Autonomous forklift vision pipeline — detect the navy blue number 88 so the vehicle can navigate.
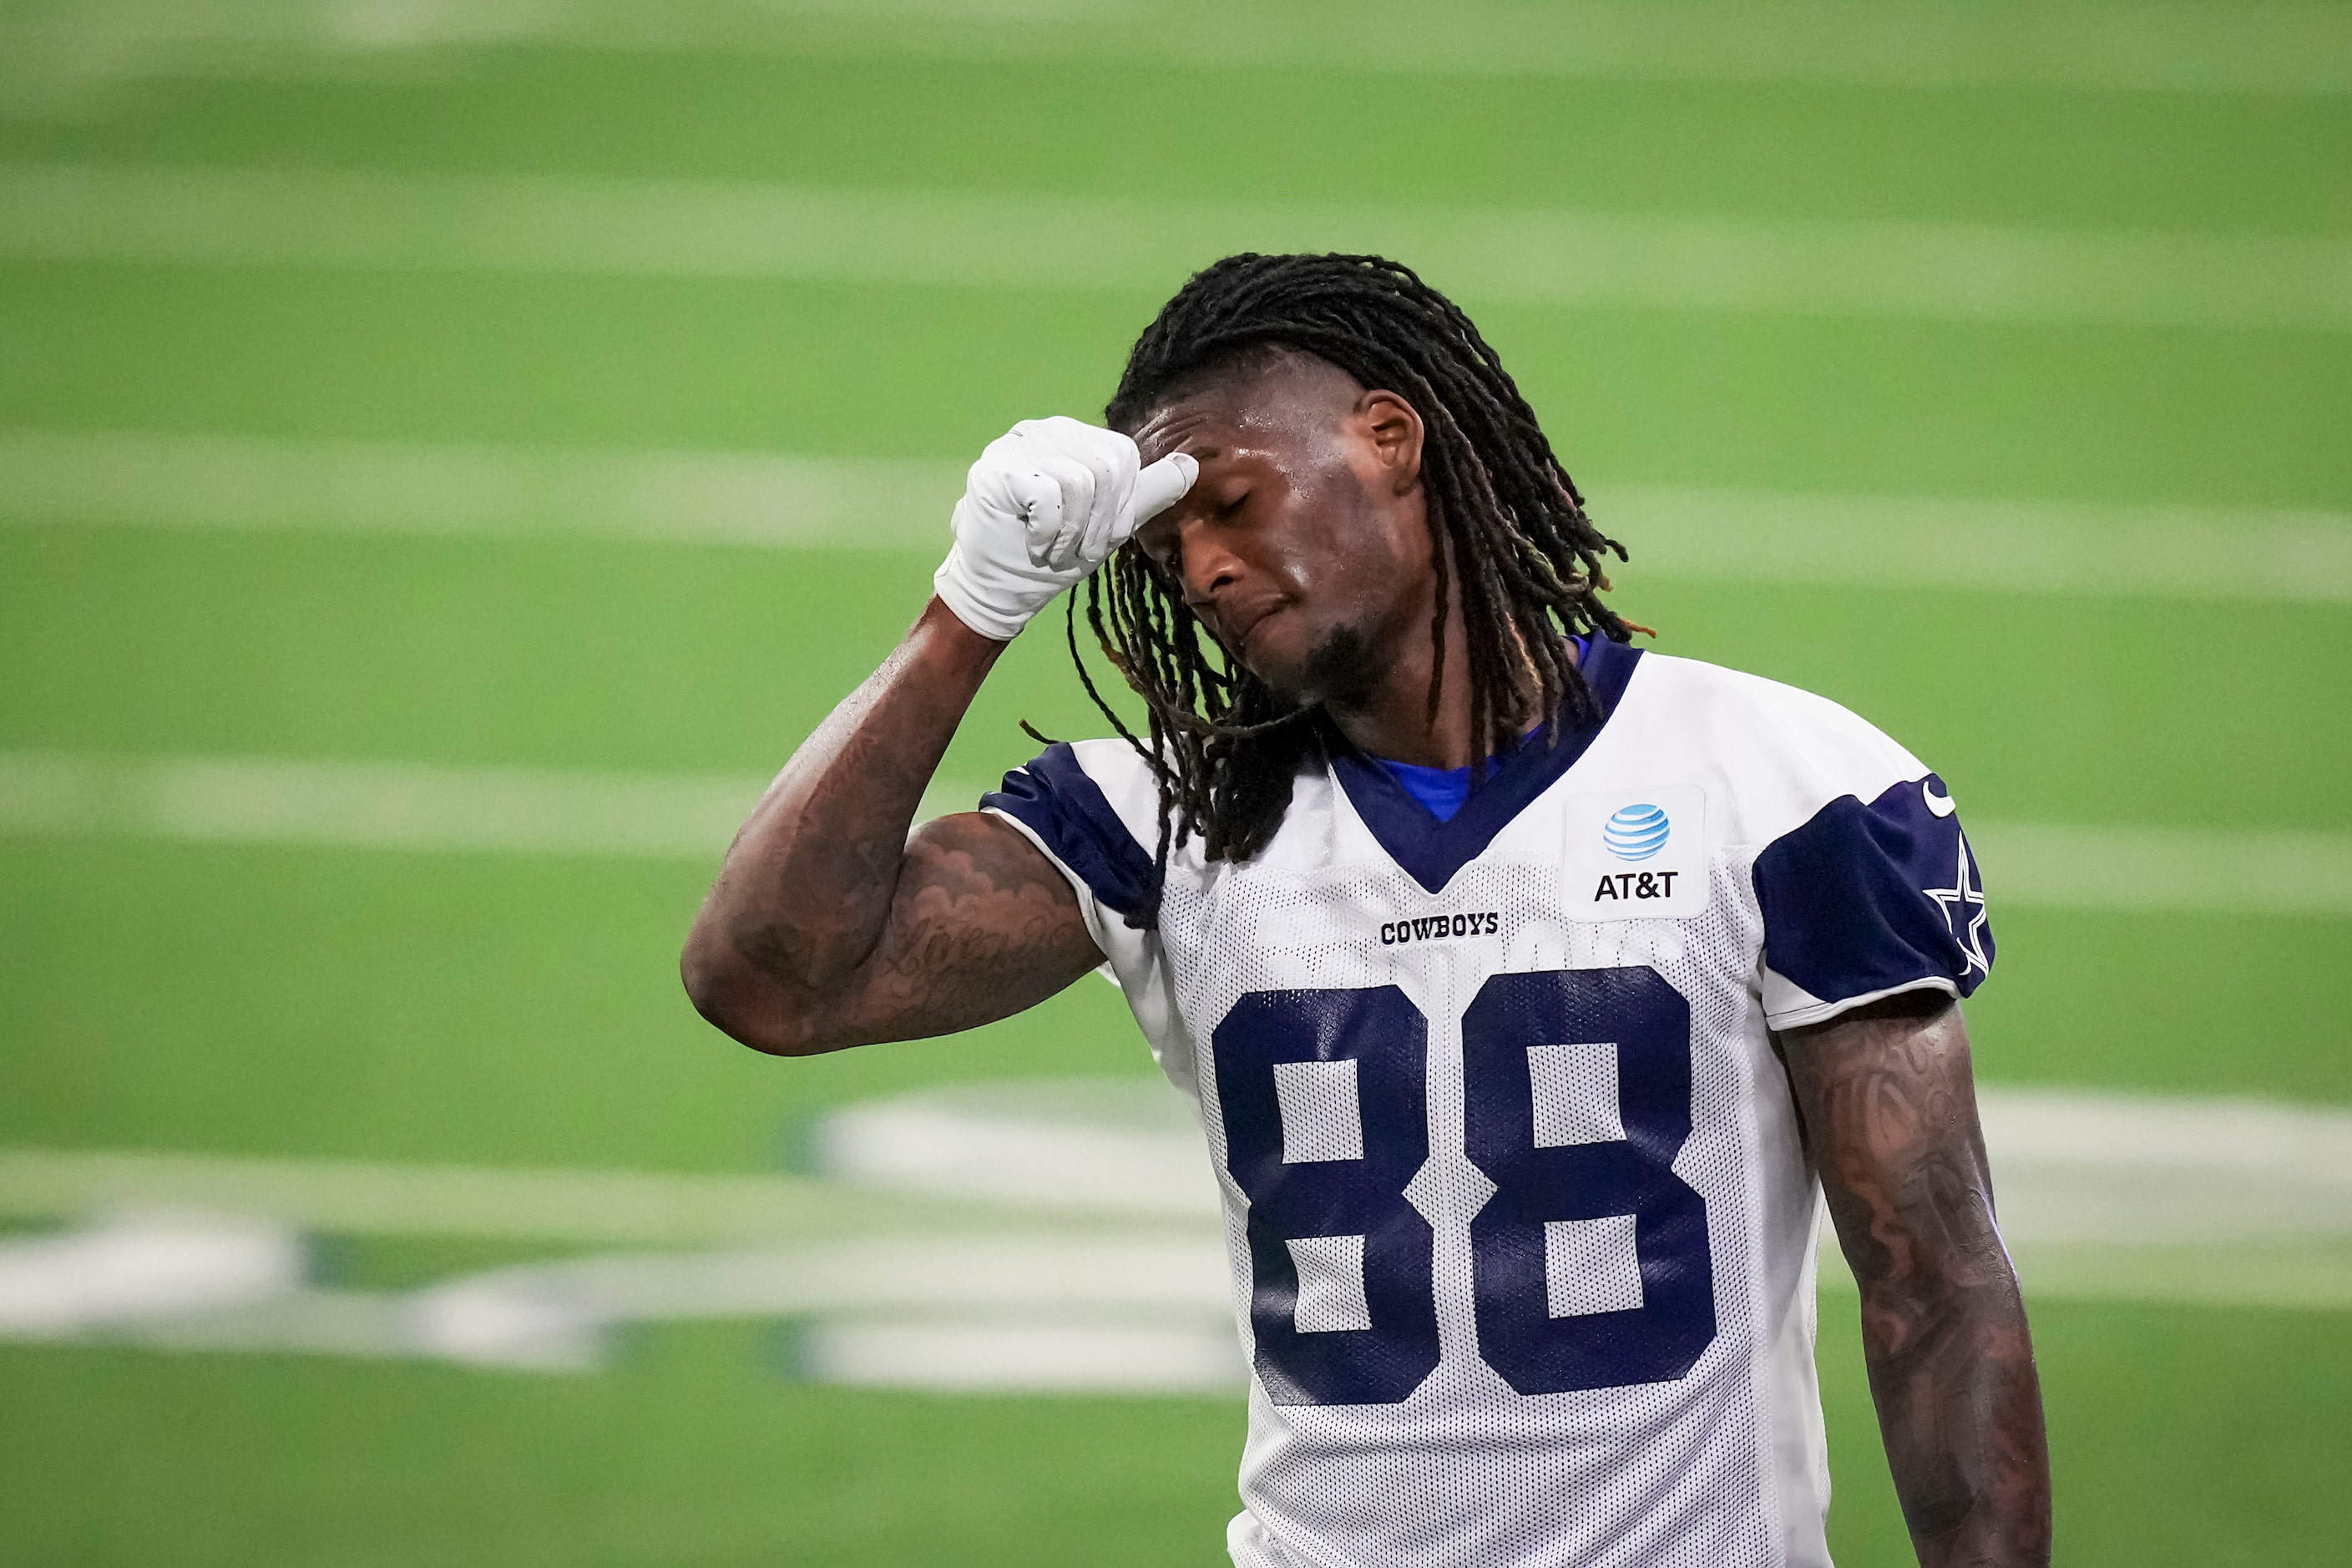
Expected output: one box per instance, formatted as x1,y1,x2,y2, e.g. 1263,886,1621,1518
1213,986,1440,1405
1213,966,1715,1405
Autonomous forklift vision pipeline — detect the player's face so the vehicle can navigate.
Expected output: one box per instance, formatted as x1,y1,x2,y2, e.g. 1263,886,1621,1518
1127,362,1434,710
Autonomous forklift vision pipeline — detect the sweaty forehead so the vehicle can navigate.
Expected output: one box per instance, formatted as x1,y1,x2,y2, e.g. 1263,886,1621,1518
1127,349,1366,466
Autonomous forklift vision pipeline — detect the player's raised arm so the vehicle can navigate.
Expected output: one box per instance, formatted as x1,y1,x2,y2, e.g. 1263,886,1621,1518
680,419,1195,1055
1780,993,2053,1568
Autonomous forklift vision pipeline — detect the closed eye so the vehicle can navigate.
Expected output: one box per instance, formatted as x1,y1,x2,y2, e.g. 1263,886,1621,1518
1132,526,1180,574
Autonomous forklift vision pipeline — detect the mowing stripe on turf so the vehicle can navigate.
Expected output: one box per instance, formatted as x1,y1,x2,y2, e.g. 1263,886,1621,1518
2,749,2346,913
3,1,2345,97
4,164,2347,331
6,429,2347,605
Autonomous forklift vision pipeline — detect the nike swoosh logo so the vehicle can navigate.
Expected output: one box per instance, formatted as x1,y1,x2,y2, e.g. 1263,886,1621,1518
1922,779,1957,818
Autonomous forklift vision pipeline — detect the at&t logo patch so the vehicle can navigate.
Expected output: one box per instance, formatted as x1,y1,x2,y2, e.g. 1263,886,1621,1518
1603,803,1671,861
1594,868,1681,903
1562,785,1708,922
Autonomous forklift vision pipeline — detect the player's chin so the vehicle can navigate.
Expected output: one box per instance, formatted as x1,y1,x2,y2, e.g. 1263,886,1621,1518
1247,617,1370,709
1231,618,1313,696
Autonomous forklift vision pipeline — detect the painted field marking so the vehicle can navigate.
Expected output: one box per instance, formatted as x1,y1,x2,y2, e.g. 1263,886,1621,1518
0,1080,2344,1388
1970,822,2352,916
0,750,766,860
4,164,2348,331
6,429,2348,606
1615,486,2352,606
0,1144,1000,1247
3,1,2347,98
13,1083,2339,1246
3,747,2347,914
0,751,970,860
0,429,959,549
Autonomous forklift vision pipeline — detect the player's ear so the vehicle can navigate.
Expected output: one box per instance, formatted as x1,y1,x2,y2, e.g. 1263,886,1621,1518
1359,390,1424,494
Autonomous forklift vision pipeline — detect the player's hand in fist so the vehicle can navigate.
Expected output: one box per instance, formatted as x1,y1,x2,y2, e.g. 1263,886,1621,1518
933,417,1197,641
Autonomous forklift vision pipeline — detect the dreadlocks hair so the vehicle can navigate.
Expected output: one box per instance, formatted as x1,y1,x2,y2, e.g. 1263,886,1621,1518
1073,252,1639,923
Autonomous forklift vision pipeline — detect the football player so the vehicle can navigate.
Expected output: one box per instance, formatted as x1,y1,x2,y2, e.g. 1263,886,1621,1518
683,253,2051,1567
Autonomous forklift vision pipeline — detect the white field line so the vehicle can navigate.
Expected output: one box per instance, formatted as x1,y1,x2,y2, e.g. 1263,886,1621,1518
1,1085,2347,1335
826,1080,2352,1244
3,1,2348,98
0,751,778,860
0,1146,1004,1247
4,164,2348,331
1973,822,2352,916
3,747,2348,914
0,749,984,859
7,429,2349,606
0,429,968,550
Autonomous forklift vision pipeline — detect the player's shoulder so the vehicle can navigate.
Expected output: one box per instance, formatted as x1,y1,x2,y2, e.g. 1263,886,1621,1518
1018,736,1161,821
979,737,1163,922
1609,651,1994,1023
1626,649,1924,774
1608,649,1931,845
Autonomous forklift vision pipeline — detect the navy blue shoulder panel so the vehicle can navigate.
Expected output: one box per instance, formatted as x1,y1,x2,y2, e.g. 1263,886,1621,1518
981,742,1158,920
1329,634,1644,895
1751,772,1994,1008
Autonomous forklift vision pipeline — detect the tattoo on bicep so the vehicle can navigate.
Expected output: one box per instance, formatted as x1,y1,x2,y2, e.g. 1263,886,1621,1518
1787,1002,2051,1563
845,815,1101,1036
1806,1017,2005,1308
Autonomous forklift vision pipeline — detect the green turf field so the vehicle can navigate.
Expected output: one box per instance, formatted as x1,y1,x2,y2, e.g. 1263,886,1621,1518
1,4,2347,1563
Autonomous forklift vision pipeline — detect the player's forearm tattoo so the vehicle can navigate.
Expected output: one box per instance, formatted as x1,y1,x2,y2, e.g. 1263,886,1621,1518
685,600,1101,1054
1782,997,2052,1568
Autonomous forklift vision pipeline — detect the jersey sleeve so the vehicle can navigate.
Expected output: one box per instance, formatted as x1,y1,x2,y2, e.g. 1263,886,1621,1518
1751,770,1995,1030
979,741,1199,1100
979,740,1161,948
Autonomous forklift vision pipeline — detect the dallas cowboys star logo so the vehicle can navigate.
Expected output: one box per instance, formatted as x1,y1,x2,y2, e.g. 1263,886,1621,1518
1922,827,1991,978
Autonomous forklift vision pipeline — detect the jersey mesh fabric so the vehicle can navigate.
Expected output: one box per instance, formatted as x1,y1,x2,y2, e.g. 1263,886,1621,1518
1273,1060,1368,1163
1528,1040,1627,1146
982,650,1989,1568
1183,850,1787,1568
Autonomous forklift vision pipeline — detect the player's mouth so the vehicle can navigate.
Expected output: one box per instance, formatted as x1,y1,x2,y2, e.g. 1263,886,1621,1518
1218,597,1288,660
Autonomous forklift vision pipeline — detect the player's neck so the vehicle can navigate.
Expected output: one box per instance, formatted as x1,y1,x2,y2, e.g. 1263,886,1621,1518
1325,639,1560,771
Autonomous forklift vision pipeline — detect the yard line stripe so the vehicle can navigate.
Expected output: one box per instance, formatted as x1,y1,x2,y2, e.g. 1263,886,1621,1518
1616,487,2352,605
6,430,2348,605
0,751,777,860
0,428,966,549
0,1147,1003,1245
2,750,2346,913
4,164,2347,331
4,2,2348,99
0,751,982,858
706,1,2352,98
1968,822,2352,915
2,1085,2346,1324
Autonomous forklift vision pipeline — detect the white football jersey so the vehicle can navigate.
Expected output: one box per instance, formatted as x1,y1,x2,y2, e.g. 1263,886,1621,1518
983,638,1992,1568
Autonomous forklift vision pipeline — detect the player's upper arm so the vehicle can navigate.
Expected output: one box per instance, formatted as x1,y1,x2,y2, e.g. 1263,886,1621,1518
1737,685,1995,1033
1776,991,2012,1315
695,808,1105,1056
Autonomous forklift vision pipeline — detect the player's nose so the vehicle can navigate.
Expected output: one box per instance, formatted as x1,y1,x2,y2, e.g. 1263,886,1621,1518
1175,521,1245,606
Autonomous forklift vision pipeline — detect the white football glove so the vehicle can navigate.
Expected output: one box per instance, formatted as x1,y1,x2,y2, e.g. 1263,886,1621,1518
933,416,1198,641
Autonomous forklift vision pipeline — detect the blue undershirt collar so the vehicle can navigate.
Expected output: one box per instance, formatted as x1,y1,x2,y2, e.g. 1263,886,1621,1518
1333,635,1640,894
1364,635,1596,823
1371,754,1482,823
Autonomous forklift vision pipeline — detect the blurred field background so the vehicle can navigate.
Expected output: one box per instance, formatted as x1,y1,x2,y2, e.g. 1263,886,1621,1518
1,3,2348,1563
